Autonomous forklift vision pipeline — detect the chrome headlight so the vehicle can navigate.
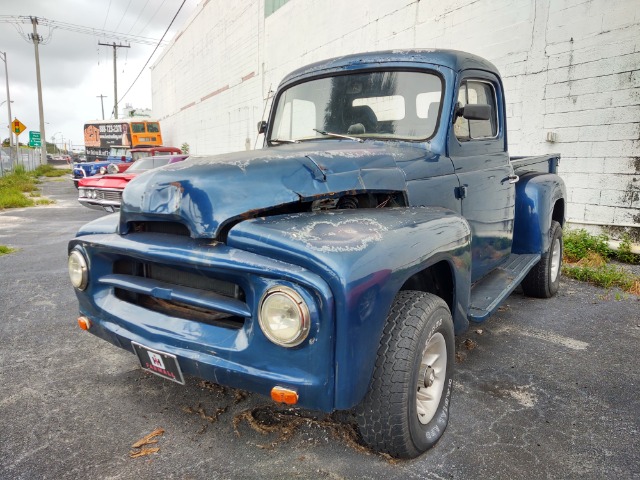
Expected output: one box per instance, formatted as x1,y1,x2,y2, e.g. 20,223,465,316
78,189,85,198
68,249,88,290
91,189,97,199
107,163,119,174
259,286,310,347
99,166,107,174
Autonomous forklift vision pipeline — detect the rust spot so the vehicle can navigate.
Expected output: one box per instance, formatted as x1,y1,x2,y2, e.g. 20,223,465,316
169,181,184,193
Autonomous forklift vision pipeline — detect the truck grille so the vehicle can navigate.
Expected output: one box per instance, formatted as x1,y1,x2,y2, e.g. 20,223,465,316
129,221,190,236
113,259,246,328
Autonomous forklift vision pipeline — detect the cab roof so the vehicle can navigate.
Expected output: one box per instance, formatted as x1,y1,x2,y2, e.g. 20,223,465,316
280,49,499,86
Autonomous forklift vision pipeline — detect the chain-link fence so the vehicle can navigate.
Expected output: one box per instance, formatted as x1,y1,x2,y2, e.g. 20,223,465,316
0,147,42,176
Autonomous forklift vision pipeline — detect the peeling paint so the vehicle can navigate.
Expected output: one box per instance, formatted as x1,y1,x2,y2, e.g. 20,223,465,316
285,218,388,253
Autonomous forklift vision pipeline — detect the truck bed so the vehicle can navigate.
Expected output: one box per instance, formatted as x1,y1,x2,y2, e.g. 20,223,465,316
511,154,560,174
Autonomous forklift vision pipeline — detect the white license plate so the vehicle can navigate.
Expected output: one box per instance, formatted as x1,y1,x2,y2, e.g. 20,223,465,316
131,342,185,385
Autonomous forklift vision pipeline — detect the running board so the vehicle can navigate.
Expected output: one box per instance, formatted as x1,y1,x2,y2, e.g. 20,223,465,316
468,253,541,322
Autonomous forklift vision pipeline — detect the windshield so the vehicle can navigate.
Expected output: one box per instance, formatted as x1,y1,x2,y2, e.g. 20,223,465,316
131,150,152,161
109,147,129,157
126,156,173,173
269,70,442,143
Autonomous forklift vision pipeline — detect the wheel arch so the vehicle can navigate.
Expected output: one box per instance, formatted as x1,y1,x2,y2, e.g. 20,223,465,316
399,259,468,335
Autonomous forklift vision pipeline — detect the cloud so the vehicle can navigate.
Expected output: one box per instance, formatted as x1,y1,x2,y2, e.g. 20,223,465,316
0,0,199,150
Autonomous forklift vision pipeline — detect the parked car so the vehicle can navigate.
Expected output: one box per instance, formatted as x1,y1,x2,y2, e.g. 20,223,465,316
72,146,182,187
69,50,566,458
77,154,188,212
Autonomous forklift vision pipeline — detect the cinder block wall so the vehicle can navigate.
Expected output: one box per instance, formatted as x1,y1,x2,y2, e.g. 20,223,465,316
152,0,640,234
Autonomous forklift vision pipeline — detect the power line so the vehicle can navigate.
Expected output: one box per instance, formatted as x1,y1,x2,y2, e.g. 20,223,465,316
0,15,165,46
102,0,113,31
112,0,134,33
117,0,186,105
138,0,168,37
125,0,152,35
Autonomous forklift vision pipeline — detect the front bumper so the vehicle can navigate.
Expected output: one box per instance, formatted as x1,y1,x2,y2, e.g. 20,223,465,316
69,232,336,411
78,188,122,212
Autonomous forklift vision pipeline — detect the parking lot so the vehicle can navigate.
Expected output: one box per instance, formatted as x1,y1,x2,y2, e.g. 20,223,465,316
0,177,638,480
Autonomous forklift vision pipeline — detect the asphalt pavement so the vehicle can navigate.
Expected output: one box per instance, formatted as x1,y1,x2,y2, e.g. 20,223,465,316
0,177,638,480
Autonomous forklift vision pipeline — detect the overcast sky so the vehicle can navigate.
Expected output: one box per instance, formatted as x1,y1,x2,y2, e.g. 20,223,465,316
0,0,200,151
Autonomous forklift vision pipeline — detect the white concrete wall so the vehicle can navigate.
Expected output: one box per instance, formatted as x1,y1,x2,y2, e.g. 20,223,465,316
152,0,640,231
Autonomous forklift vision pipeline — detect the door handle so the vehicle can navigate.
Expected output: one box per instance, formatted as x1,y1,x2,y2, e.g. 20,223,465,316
507,174,519,184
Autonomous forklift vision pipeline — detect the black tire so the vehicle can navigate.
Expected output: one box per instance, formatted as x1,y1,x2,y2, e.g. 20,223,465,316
521,220,563,298
355,291,455,458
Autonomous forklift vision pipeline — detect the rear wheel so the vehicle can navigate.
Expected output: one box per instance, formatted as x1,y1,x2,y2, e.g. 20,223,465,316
521,220,563,298
355,291,454,458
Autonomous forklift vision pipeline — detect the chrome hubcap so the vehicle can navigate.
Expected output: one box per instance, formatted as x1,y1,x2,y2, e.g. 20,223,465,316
550,238,561,282
416,331,447,425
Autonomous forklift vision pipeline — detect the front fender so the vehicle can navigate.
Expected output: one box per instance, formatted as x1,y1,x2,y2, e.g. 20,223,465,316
74,213,120,239
512,172,566,255
227,207,471,410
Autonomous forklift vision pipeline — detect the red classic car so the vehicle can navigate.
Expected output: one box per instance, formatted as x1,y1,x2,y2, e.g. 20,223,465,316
107,146,184,174
78,154,188,212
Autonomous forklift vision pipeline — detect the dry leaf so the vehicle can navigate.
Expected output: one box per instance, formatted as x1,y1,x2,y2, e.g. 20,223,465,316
131,428,165,448
129,447,160,458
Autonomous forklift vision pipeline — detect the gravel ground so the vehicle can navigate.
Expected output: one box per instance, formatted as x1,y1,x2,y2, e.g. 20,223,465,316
1,177,638,480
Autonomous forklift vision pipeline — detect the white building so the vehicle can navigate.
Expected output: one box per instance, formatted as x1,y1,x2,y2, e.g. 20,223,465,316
151,0,640,239
120,103,152,118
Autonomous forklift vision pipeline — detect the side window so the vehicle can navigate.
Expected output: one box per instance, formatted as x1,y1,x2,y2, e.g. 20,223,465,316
453,80,498,141
275,99,317,140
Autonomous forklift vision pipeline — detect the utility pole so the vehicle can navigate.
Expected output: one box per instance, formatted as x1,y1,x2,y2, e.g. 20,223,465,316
29,17,47,165
0,51,14,168
96,94,107,120
98,42,130,119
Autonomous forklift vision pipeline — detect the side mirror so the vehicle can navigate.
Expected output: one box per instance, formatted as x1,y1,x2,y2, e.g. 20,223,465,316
257,121,267,134
456,104,492,121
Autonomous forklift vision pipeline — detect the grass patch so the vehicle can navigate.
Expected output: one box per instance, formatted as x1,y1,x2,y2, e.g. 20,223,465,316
0,245,16,255
563,229,612,262
0,189,35,208
562,264,637,291
35,164,71,177
563,228,640,295
0,164,61,209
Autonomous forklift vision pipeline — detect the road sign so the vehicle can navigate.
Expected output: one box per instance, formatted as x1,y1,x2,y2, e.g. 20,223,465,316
29,131,41,147
12,118,26,135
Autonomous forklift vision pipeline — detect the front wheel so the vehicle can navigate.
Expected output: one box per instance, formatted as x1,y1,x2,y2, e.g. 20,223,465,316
355,291,455,458
521,220,563,298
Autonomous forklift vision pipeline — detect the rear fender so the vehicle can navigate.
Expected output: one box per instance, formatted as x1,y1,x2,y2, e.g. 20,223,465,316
227,207,471,410
512,172,566,254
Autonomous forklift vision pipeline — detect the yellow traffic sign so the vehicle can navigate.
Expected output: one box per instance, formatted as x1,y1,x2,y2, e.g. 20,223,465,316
12,118,26,135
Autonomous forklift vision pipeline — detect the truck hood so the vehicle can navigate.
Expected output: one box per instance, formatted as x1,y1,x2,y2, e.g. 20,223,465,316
120,141,429,238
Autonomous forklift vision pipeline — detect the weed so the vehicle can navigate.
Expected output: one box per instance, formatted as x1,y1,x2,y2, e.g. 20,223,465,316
562,264,636,292
0,164,60,209
0,245,16,255
0,189,34,209
34,164,71,178
563,228,612,262
616,234,640,265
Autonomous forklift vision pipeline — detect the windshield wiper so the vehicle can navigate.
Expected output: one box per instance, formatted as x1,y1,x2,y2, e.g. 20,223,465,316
313,128,364,143
269,138,299,144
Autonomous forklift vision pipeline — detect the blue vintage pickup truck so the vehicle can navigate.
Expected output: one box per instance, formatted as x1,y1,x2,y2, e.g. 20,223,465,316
68,50,565,458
